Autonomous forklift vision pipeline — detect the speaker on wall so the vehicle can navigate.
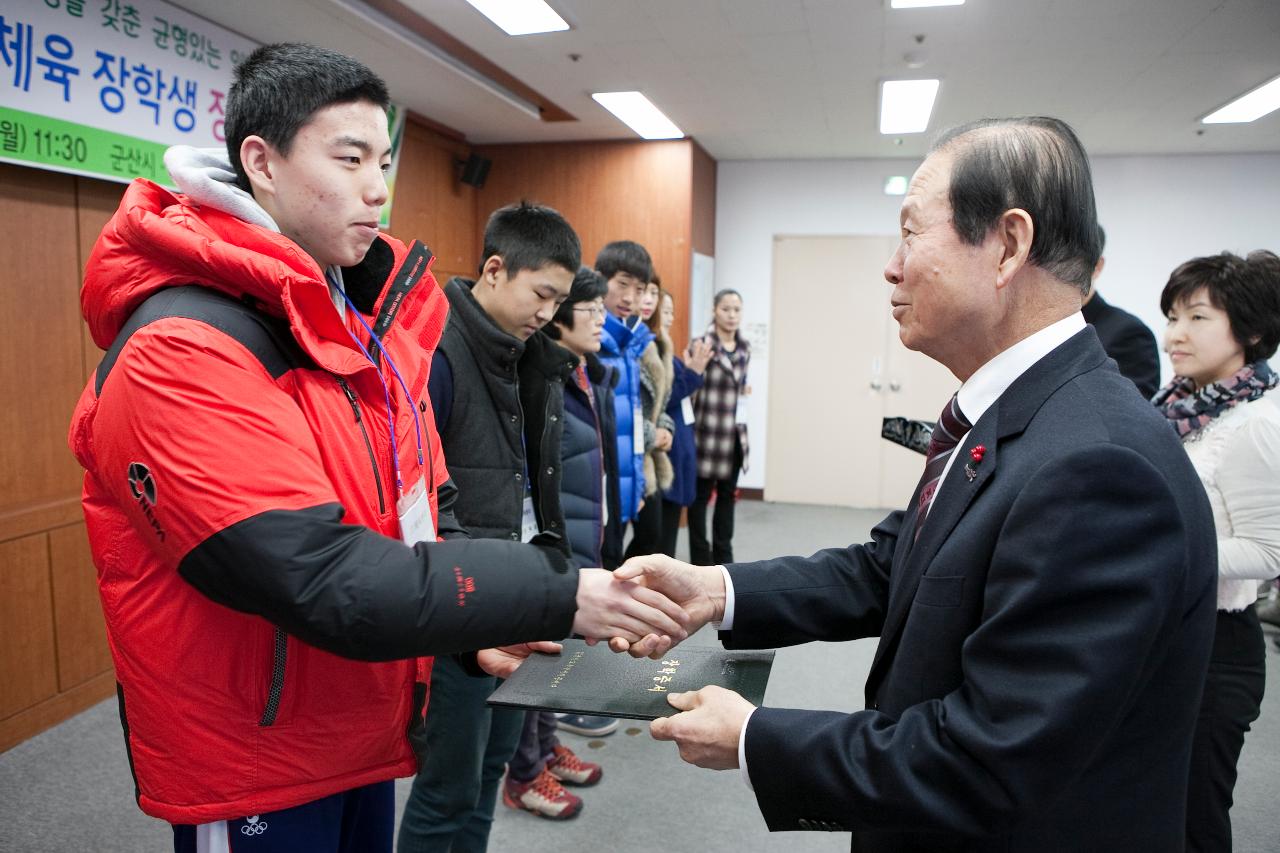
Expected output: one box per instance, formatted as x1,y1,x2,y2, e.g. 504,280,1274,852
457,154,492,189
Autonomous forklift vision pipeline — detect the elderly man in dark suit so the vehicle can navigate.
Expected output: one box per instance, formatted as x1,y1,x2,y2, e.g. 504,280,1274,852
614,117,1217,852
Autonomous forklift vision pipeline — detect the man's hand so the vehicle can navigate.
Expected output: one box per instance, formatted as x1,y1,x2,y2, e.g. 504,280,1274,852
476,641,563,679
572,568,690,650
650,687,754,770
654,427,674,451
610,554,725,657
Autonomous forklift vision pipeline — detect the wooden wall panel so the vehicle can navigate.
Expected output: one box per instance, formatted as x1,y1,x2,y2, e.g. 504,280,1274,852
0,164,85,517
49,523,112,692
1,168,120,750
687,142,719,353
474,139,696,353
0,534,58,719
388,119,479,285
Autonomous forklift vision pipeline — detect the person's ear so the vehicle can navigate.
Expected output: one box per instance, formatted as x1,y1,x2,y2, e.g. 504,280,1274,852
480,255,505,286
994,208,1034,290
239,135,277,200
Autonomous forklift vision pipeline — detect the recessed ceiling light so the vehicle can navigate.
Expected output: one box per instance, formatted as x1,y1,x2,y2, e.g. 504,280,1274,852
884,176,909,195
463,0,569,36
890,0,964,8
1201,74,1280,124
879,79,939,135
591,92,684,140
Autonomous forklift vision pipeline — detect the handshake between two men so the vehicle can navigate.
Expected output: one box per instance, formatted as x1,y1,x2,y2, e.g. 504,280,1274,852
479,556,747,774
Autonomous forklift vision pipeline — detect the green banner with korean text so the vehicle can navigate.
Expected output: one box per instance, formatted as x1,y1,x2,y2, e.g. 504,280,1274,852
0,104,170,185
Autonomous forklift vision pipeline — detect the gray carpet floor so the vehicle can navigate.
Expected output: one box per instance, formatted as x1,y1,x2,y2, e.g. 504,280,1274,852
2,501,1277,852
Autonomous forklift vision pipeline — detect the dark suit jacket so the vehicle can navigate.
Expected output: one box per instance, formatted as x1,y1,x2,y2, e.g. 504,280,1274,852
724,329,1216,852
1083,292,1161,398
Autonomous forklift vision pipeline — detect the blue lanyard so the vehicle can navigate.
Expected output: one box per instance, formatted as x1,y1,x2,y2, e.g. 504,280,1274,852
332,278,424,498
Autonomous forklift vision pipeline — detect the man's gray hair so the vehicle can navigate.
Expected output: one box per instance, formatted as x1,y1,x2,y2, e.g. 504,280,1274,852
932,117,1101,294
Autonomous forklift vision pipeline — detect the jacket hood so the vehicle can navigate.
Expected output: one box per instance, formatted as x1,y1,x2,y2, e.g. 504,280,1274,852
163,145,279,233
81,147,439,375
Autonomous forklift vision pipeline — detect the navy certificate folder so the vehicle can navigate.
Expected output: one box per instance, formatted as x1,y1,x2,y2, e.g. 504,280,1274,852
487,640,775,720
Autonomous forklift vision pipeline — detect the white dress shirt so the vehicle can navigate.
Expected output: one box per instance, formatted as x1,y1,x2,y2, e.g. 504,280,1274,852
727,312,1087,790
1180,390,1280,611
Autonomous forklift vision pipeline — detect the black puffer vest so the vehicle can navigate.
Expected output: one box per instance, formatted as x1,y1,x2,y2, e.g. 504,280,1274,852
436,278,574,553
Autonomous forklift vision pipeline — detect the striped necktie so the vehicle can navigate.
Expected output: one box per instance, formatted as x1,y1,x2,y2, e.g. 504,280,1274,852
913,394,972,539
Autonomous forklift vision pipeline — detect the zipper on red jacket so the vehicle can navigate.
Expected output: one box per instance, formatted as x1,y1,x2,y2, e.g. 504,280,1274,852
258,628,288,727
335,375,386,515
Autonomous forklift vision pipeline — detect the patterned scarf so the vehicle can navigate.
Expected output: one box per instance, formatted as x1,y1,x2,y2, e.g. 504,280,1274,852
1152,360,1277,438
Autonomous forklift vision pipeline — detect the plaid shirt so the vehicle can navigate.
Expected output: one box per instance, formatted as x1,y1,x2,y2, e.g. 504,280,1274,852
692,330,750,480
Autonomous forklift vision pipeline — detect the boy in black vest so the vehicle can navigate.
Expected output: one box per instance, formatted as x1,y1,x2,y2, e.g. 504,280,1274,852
398,202,598,848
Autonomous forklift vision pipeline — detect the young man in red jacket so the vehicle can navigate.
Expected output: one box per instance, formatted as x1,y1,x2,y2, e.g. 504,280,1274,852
69,42,687,853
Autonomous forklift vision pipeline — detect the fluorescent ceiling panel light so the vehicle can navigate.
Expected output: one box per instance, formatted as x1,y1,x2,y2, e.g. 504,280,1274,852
1201,74,1280,124
890,0,964,7
884,176,908,195
592,92,684,139
463,0,569,36
879,79,939,134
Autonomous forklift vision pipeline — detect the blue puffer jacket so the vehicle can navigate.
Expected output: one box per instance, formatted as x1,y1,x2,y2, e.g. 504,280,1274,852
661,357,705,507
599,313,653,522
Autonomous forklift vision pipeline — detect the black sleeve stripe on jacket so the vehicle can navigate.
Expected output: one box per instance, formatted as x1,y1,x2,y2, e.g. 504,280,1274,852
96,286,311,395
177,503,579,661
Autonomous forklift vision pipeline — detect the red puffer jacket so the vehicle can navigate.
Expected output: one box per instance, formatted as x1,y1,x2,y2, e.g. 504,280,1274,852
69,179,578,824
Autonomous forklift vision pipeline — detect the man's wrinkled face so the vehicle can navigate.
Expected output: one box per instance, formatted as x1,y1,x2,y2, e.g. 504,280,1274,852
251,100,391,269
883,149,998,367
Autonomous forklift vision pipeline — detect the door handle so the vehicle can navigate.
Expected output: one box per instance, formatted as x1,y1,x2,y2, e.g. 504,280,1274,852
870,379,883,391
889,380,902,392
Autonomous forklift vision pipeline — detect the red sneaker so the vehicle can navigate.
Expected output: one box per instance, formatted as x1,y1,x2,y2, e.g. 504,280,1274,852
546,743,603,786
502,768,583,820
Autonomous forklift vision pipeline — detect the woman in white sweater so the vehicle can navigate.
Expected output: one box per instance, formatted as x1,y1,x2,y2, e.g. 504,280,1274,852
1153,250,1280,853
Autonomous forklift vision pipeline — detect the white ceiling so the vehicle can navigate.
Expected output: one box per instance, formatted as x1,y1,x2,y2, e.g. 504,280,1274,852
176,0,1280,159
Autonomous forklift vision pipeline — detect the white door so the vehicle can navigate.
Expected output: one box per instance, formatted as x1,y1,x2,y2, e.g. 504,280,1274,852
766,235,958,509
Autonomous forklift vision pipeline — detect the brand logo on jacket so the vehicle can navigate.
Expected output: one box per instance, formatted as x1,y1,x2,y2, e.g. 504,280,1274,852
240,815,269,836
453,566,475,606
127,462,166,542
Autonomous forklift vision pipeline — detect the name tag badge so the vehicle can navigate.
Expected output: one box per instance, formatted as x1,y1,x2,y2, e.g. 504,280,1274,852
681,397,695,426
735,396,749,425
521,495,539,543
633,406,645,454
397,476,436,546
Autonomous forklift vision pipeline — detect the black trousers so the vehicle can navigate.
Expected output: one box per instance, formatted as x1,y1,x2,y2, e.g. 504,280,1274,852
1186,604,1266,853
624,490,664,559
658,499,684,558
687,439,743,566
